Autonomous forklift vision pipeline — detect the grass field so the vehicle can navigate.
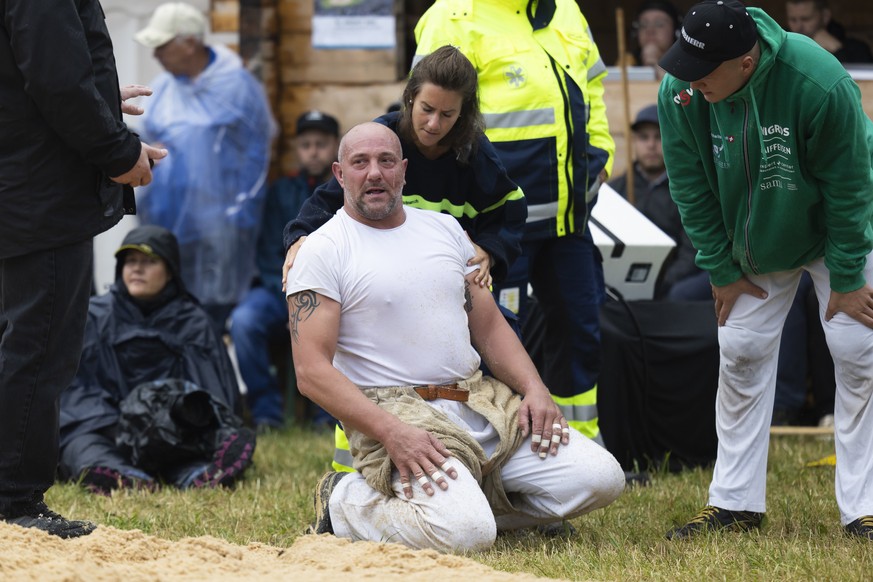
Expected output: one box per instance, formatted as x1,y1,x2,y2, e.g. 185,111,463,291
48,426,872,581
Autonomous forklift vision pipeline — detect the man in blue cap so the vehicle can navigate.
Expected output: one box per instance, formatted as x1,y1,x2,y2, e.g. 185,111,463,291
230,110,340,432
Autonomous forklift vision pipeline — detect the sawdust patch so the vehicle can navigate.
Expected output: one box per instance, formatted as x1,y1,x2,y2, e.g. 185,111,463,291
0,522,564,581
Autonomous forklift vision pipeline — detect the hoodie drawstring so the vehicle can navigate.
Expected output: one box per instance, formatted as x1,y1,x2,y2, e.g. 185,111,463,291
749,90,767,163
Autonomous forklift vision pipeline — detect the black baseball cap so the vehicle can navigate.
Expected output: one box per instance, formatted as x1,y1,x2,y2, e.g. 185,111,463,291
659,0,758,82
296,110,339,137
631,104,659,131
114,225,184,290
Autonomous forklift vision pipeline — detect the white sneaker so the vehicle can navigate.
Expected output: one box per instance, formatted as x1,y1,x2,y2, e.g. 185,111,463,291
818,414,835,429
817,413,835,441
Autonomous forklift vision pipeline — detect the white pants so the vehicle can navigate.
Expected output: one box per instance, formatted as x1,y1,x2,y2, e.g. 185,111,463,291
329,400,625,552
709,255,873,524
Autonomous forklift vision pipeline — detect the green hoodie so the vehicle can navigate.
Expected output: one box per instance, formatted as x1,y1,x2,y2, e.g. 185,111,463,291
658,8,873,292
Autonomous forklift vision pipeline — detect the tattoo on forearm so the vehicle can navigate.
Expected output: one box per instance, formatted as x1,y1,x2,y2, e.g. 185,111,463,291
289,291,320,343
464,280,473,313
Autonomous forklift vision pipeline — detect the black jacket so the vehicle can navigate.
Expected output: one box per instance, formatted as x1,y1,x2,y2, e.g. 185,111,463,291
0,0,141,259
59,284,241,450
827,20,873,64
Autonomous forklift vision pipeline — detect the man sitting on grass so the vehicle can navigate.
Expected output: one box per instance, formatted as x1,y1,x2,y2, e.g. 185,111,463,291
286,122,624,553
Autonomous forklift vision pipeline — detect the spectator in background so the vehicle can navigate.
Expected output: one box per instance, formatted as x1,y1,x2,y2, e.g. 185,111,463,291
59,226,254,494
618,1,682,80
609,104,699,299
786,0,873,63
1,0,165,539
415,0,614,448
135,2,276,335
231,111,340,433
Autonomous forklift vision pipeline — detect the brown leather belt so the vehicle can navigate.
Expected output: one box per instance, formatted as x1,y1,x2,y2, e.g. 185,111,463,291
413,383,469,402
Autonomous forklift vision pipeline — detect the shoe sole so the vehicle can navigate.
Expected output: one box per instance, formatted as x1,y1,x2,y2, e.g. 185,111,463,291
5,515,97,539
193,429,256,488
667,508,763,540
312,472,345,535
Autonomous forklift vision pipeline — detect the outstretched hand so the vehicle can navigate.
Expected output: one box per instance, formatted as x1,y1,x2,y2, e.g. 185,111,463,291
382,423,458,499
120,84,153,116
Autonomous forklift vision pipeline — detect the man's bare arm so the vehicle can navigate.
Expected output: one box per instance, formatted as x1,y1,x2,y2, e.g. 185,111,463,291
464,273,568,456
288,289,320,343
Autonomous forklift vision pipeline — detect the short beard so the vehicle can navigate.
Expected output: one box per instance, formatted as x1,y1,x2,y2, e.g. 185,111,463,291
354,193,399,222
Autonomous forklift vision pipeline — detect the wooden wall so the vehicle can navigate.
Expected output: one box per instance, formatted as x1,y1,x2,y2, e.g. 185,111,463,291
263,75,873,181
219,1,873,179
208,0,406,176
272,1,406,174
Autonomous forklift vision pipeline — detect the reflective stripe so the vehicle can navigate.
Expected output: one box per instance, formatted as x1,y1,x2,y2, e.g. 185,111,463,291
556,402,598,423
332,451,355,472
569,418,603,445
332,425,355,473
483,108,555,130
553,388,601,444
403,186,523,219
587,57,606,81
483,187,525,212
404,195,477,219
553,387,598,422
583,25,607,81
526,202,559,223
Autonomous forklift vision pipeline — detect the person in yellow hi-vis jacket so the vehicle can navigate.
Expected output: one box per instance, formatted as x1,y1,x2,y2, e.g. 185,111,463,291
414,0,615,445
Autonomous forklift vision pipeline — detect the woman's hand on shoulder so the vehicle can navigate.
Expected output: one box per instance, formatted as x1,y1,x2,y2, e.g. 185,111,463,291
281,236,307,292
467,239,493,288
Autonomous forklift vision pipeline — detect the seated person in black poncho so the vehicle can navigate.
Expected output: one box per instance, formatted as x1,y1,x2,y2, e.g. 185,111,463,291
58,225,255,493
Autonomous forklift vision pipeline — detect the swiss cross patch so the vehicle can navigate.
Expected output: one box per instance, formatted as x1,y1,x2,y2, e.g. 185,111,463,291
727,136,735,143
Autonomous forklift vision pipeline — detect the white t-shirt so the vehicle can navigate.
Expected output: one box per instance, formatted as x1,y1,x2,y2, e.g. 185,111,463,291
287,206,481,386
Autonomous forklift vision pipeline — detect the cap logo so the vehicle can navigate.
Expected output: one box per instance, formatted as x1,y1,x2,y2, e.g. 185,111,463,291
681,27,705,49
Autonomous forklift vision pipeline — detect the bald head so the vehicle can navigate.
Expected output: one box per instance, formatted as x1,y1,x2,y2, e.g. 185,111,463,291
333,122,408,229
338,122,402,161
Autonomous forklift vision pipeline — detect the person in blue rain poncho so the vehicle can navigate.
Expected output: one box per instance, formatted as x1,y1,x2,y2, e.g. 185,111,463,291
135,3,276,333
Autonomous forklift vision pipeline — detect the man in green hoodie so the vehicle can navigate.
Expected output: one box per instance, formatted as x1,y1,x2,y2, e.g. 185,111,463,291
657,0,873,540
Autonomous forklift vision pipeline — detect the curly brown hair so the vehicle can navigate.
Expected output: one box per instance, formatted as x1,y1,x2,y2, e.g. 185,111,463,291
397,45,485,164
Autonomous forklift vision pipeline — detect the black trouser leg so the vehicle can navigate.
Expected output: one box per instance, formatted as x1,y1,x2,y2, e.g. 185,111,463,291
0,241,93,507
